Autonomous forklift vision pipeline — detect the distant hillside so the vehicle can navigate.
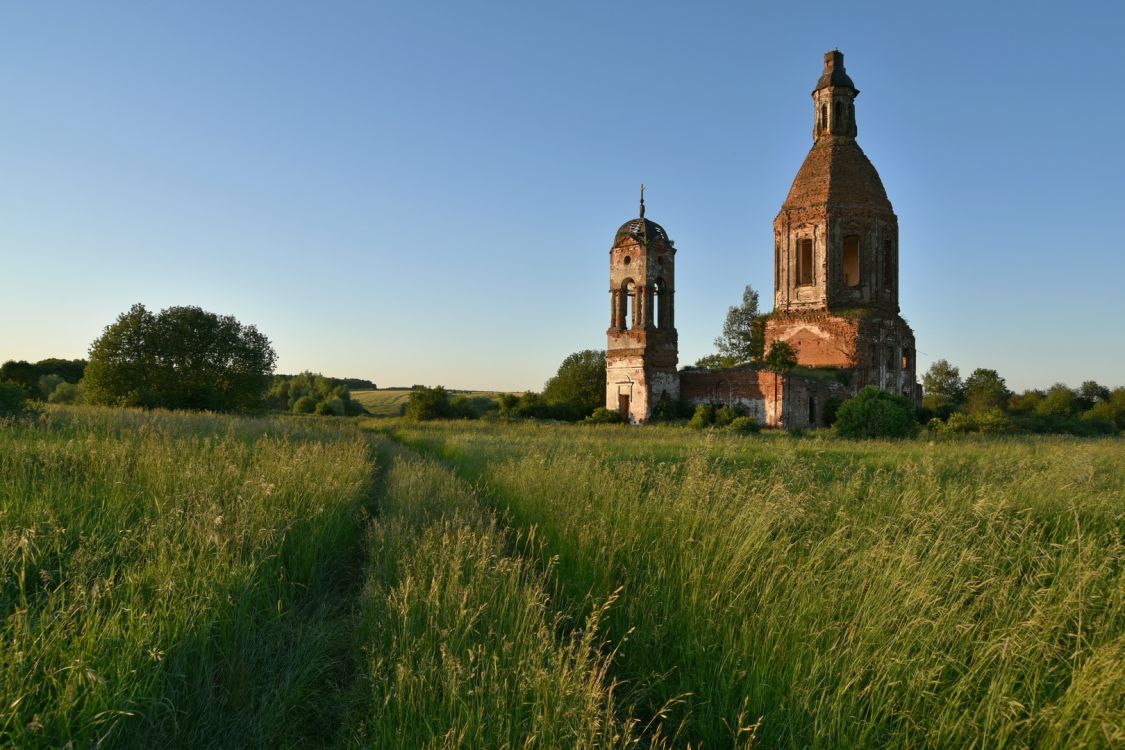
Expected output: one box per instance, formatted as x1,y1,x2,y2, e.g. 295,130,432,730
351,388,509,418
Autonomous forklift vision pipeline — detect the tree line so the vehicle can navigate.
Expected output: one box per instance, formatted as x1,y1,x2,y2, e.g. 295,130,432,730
921,360,1123,435
0,303,373,418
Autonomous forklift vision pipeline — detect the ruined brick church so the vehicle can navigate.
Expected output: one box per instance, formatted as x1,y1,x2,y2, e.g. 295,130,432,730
606,51,921,426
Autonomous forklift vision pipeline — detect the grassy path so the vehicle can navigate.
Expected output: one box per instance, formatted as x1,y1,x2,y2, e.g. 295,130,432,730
345,435,656,748
381,421,1125,749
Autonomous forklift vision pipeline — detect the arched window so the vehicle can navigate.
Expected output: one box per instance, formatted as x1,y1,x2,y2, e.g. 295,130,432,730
797,239,814,286
848,102,855,132
775,243,781,290
622,280,635,330
820,104,827,133
843,235,860,287
654,278,665,329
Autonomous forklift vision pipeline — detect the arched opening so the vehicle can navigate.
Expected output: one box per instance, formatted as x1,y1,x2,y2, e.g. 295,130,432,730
654,278,665,329
843,235,860,287
820,104,827,133
622,279,636,330
848,102,855,132
797,238,814,286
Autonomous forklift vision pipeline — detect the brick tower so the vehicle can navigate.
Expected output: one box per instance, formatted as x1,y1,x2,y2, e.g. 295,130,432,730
605,189,679,423
766,51,919,400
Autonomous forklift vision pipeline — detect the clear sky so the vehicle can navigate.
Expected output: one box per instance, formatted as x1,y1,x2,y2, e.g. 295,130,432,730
2,1,1123,391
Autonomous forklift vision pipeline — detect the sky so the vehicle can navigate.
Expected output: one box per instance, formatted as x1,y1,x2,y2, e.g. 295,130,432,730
2,1,1123,391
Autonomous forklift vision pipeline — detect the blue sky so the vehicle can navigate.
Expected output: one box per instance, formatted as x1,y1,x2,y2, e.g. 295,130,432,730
2,1,1123,391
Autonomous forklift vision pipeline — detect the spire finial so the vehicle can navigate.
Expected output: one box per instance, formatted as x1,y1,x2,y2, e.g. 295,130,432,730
639,183,646,219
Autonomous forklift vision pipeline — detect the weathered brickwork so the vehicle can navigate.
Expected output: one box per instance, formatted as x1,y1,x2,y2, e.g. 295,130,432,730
604,194,679,423
604,51,921,426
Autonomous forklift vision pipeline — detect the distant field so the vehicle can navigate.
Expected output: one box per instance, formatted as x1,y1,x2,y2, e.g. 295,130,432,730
351,388,507,417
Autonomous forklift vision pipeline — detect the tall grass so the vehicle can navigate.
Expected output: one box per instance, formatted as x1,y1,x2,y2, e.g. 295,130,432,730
1,406,373,748
349,439,657,748
385,421,1125,748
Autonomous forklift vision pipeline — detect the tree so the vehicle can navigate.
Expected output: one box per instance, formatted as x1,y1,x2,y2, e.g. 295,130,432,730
1079,380,1110,404
0,382,28,416
542,349,606,420
922,362,958,407
693,353,737,370
834,386,920,439
714,285,765,364
83,303,277,412
405,385,451,421
1036,383,1077,417
0,361,40,398
962,368,1009,415
267,372,365,416
764,341,798,427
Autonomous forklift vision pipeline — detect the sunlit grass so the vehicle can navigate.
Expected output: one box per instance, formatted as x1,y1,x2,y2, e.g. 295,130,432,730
381,420,1125,748
1,406,373,748
348,438,657,749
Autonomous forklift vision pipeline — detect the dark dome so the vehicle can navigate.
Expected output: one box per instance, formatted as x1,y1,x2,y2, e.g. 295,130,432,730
614,217,670,245
815,50,857,92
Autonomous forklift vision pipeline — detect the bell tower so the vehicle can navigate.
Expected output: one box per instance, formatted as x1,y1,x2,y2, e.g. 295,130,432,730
766,51,919,401
605,188,679,423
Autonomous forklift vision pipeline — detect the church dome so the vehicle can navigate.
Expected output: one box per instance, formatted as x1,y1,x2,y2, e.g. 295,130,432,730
614,217,671,245
815,50,856,93
781,138,892,212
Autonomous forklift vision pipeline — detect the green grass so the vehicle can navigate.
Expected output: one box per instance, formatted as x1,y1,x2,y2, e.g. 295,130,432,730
347,438,654,748
1,406,374,748
378,420,1125,749
5,407,1123,748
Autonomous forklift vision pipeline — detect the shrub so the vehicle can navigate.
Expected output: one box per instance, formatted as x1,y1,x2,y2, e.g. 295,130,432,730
651,395,694,422
292,395,318,414
48,381,83,404
38,373,64,399
0,381,28,416
726,416,760,433
688,404,716,429
584,407,624,424
713,404,747,428
405,386,451,421
834,386,919,439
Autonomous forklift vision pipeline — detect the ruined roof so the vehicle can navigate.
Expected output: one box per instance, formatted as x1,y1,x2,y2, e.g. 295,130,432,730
614,217,671,245
781,138,892,212
815,50,856,93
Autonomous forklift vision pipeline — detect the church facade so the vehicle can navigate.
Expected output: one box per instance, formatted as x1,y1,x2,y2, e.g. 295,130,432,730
605,51,921,427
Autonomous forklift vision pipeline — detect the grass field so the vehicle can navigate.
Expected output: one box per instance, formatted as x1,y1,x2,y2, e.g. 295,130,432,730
2,407,1123,748
351,389,506,418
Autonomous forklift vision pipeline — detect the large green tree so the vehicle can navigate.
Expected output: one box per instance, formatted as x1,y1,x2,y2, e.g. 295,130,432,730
714,285,765,365
922,359,964,418
84,303,277,412
962,368,1010,415
542,349,606,419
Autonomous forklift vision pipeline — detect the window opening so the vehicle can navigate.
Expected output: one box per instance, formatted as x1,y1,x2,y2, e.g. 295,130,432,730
843,235,860,287
622,280,635,330
797,239,814,286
